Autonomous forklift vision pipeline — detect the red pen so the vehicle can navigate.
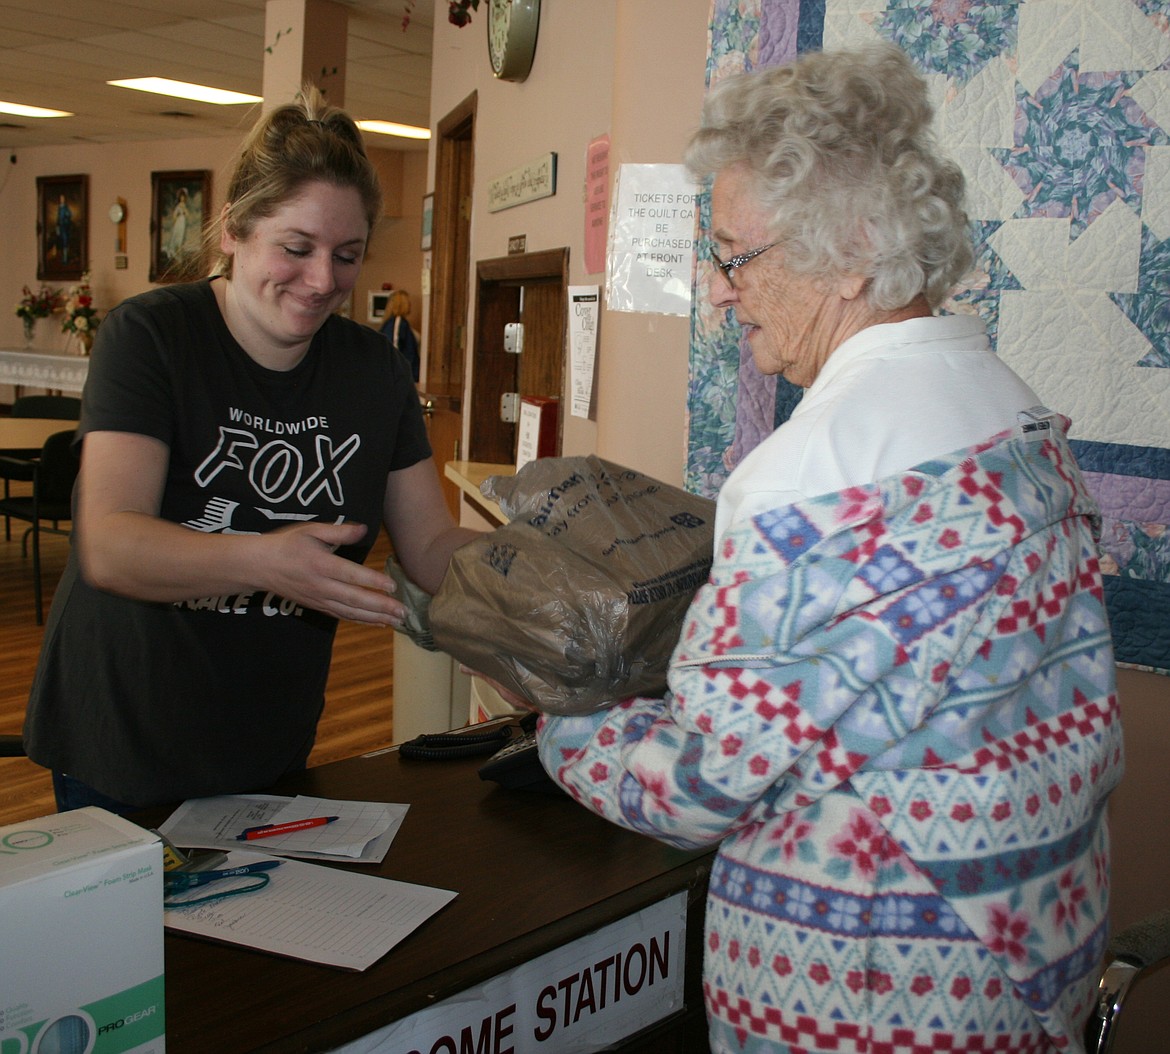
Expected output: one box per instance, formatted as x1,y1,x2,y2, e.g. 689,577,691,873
236,816,340,841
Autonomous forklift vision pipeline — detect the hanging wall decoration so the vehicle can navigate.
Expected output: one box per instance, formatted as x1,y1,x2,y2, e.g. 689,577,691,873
689,0,1170,673
36,174,89,282
150,170,211,283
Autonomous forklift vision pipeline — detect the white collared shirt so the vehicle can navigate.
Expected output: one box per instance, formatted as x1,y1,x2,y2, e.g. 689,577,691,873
714,314,1044,542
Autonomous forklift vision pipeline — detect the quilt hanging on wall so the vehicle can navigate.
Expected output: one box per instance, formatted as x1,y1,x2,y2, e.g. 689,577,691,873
687,0,1170,673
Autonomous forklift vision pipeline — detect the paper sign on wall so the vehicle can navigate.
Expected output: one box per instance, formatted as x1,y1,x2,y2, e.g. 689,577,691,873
568,285,600,419
606,164,698,317
584,135,611,275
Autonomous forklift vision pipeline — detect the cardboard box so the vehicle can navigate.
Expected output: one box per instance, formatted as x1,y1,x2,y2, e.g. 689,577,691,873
0,807,165,1053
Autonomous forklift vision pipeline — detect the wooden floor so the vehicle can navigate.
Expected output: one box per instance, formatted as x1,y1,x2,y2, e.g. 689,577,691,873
0,521,396,827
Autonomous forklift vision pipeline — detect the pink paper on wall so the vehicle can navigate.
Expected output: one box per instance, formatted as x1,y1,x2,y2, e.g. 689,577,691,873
584,134,611,275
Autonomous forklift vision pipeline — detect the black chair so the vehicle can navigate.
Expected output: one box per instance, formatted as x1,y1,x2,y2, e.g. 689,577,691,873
10,394,81,420
1087,909,1170,1052
4,398,79,541
0,735,23,757
0,429,80,623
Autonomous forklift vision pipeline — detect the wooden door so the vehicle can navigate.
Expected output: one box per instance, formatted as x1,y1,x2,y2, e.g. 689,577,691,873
420,395,462,521
468,249,570,465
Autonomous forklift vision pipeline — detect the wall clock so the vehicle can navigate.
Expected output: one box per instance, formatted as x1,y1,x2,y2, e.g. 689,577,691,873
487,0,540,82
109,198,128,255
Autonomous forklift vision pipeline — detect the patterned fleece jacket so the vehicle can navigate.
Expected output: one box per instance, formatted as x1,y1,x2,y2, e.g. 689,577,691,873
538,416,1122,1054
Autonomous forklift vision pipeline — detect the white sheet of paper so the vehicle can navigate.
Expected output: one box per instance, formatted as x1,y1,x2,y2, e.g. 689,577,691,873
605,164,698,317
157,794,407,863
163,849,457,971
568,285,600,419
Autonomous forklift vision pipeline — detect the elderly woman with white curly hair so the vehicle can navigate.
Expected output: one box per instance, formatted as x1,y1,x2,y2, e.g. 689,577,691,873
529,42,1121,1053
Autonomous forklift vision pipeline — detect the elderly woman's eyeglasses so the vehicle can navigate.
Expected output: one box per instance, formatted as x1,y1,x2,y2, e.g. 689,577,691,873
710,243,775,289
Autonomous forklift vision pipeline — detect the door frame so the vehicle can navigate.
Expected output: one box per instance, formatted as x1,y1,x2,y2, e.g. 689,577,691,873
468,247,570,465
426,91,477,401
423,92,477,518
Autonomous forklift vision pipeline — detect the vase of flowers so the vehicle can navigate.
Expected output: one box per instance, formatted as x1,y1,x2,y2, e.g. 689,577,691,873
61,274,101,355
15,284,60,347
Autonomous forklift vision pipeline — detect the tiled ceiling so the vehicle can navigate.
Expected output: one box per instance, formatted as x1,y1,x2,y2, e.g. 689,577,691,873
0,0,434,151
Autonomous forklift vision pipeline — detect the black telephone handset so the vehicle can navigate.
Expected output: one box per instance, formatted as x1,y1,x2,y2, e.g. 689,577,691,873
478,713,562,794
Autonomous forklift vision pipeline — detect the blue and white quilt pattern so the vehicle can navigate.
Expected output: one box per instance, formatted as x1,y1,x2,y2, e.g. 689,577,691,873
687,0,1170,672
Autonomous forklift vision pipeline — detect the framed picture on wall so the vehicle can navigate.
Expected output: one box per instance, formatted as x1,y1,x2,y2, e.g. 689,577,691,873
150,169,211,283
421,193,434,251
36,174,89,282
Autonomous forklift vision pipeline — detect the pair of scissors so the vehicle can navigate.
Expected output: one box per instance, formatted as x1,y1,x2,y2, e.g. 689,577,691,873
163,860,282,907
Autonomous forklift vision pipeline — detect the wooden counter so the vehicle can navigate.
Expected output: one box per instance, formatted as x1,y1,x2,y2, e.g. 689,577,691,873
444,460,514,524
149,733,713,1052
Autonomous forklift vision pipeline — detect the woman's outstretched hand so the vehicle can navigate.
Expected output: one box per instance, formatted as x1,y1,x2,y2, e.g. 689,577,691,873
260,520,404,626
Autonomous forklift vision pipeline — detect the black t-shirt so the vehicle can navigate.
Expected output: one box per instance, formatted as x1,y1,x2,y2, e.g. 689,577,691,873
24,278,430,806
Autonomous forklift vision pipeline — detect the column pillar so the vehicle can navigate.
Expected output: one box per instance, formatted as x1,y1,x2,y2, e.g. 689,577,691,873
262,0,349,110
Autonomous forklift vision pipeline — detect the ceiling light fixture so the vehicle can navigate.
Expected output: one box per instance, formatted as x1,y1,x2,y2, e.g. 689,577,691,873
356,120,431,140
107,78,261,105
0,100,73,118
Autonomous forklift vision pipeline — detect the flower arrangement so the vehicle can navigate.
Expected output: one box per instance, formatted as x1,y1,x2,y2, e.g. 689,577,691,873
15,284,60,322
61,273,100,352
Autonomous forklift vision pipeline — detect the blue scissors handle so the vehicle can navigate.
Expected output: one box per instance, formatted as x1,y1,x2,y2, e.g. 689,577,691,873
164,859,282,895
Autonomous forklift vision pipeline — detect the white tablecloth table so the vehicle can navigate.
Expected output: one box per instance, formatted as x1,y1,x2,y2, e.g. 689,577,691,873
0,349,89,395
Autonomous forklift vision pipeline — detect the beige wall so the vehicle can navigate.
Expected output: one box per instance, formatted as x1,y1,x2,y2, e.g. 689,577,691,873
427,0,709,487
1107,667,1169,1046
0,135,237,362
363,149,430,336
1110,667,1170,926
0,132,426,399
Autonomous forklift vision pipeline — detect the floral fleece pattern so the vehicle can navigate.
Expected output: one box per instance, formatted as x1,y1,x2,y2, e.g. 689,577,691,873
539,417,1122,1053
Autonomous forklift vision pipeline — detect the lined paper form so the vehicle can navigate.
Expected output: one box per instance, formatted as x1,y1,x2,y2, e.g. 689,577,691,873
163,850,457,970
158,794,408,863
